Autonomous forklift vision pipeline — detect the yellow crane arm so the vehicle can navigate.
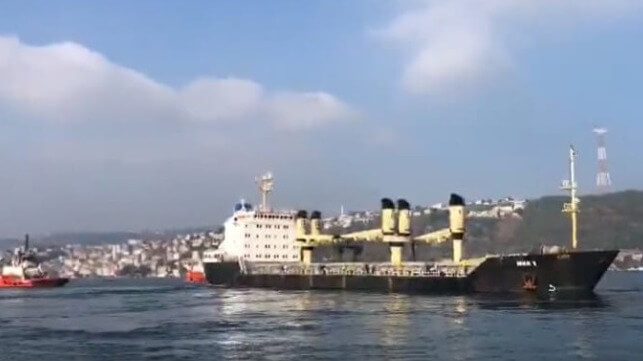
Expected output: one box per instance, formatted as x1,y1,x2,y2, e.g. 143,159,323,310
310,234,339,244
413,228,451,244
339,228,383,242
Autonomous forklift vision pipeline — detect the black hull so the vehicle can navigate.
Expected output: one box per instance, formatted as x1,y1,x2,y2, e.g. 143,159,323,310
204,250,617,296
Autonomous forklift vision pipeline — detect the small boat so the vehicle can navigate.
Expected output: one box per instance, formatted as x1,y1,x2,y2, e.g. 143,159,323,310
0,235,69,289
185,262,206,283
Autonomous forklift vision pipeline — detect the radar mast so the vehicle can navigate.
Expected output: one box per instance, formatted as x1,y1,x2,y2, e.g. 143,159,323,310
561,146,580,249
256,172,274,211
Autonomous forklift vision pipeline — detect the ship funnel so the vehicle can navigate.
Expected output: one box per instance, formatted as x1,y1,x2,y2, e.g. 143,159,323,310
310,210,322,235
381,198,395,235
448,193,466,263
24,234,29,251
397,199,411,236
295,210,309,241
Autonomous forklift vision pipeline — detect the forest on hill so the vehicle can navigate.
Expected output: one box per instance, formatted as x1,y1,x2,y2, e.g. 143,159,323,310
317,190,643,262
509,190,643,251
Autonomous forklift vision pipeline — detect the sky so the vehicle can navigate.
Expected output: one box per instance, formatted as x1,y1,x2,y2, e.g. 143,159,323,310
0,0,642,236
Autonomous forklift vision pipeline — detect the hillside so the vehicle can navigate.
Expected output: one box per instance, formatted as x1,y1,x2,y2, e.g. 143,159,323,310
512,190,643,250
0,226,219,249
317,190,643,261
3,190,641,256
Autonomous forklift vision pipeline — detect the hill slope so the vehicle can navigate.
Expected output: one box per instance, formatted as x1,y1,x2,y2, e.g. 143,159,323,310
512,190,643,251
318,190,643,261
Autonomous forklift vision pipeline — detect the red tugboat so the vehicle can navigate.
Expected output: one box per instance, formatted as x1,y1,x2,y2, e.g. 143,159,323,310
0,235,69,288
185,261,206,283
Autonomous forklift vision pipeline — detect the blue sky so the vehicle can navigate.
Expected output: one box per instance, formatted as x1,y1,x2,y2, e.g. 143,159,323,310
0,1,642,235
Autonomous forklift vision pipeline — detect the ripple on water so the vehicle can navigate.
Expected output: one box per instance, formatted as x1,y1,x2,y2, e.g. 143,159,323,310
0,273,641,361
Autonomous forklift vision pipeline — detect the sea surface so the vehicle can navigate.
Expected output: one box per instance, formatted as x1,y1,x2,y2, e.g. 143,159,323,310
0,272,642,361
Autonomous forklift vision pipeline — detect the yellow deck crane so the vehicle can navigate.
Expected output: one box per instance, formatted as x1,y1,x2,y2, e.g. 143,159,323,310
295,193,468,267
339,198,410,267
413,194,466,263
295,199,407,266
295,210,339,265
341,195,467,266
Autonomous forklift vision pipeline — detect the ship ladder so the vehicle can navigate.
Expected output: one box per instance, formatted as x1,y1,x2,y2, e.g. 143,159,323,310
238,259,247,274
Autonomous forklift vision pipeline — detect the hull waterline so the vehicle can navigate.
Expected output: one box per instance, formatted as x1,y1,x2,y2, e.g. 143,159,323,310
204,250,618,297
0,276,69,288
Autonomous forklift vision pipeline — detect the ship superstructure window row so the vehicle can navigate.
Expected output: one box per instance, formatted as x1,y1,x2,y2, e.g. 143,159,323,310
218,207,299,263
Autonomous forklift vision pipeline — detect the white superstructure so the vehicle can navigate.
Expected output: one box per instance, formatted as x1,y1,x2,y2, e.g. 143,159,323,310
204,173,300,264
1,248,45,279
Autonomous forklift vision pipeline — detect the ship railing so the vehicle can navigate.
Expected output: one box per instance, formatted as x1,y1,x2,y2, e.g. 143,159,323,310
245,262,471,278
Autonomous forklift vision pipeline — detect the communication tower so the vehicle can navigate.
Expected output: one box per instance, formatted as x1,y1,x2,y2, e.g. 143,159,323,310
256,172,274,211
592,128,611,192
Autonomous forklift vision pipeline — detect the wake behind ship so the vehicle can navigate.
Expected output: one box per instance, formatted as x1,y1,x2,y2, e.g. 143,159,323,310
203,150,617,296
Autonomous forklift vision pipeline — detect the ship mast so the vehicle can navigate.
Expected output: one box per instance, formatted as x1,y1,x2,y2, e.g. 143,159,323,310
561,146,580,249
256,172,274,211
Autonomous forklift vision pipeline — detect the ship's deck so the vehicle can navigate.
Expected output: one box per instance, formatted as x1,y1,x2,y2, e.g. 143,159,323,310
241,260,482,279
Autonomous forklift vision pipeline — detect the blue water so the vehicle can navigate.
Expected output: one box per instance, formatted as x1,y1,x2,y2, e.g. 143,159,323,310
0,272,641,361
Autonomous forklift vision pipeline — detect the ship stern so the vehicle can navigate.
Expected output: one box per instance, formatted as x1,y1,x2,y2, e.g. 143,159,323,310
203,261,241,286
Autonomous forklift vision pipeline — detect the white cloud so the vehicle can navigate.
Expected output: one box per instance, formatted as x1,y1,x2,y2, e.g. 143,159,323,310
376,0,643,95
264,92,356,130
180,78,264,122
0,35,354,129
0,37,178,123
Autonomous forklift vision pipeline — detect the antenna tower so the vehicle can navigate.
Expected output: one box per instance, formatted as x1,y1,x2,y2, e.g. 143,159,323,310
592,128,611,192
256,172,274,211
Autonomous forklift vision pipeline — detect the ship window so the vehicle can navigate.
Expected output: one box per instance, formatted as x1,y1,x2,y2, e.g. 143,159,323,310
283,225,289,229
257,255,261,258
265,254,270,258
257,224,262,228
293,255,298,259
266,225,271,229
256,235,259,238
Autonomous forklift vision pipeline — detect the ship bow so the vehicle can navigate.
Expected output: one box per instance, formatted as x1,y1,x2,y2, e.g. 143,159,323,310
470,250,618,295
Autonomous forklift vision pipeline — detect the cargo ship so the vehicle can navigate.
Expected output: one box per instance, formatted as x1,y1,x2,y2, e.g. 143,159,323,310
0,235,69,288
203,148,618,296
